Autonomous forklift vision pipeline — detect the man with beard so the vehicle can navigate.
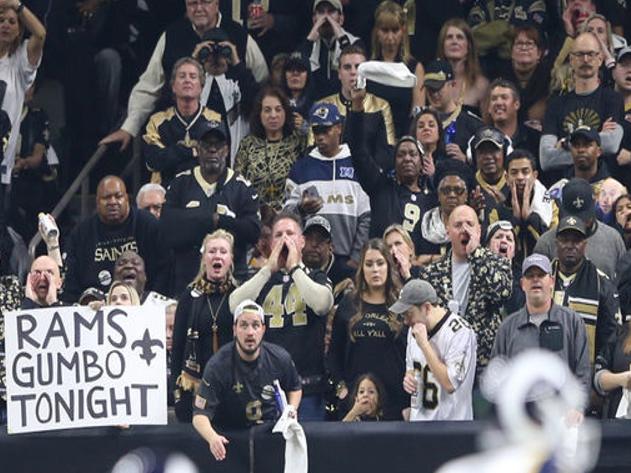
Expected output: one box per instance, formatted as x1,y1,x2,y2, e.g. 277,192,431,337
552,215,620,364
298,0,362,100
540,32,624,172
113,250,174,307
193,300,302,461
491,253,591,393
229,212,334,420
63,176,170,302
419,205,512,374
302,215,349,289
161,121,260,294
22,256,63,308
567,126,609,191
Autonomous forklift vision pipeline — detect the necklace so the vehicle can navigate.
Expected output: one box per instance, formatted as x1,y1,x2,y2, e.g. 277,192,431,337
207,293,228,354
174,104,204,145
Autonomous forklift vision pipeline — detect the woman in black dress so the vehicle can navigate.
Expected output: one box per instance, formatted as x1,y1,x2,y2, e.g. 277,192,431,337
171,229,238,421
328,238,407,419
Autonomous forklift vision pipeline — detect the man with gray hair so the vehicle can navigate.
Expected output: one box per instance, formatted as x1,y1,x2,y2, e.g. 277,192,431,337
142,57,223,187
136,183,166,219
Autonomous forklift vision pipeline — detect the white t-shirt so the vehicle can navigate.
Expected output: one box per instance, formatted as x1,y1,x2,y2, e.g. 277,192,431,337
0,39,39,184
407,311,477,421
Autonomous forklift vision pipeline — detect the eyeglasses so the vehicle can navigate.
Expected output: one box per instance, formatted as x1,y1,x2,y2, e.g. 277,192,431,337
438,186,466,196
514,40,537,50
570,51,600,60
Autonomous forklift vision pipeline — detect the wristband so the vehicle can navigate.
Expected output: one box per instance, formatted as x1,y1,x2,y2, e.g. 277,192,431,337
288,265,301,276
48,245,60,251
16,2,25,14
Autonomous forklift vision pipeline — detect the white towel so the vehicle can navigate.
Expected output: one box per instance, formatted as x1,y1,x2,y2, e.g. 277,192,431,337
356,61,417,89
615,388,631,418
272,407,308,473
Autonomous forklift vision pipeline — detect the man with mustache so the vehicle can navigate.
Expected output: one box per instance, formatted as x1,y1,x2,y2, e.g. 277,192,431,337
540,32,624,172
552,215,620,366
161,121,261,294
193,300,301,461
63,176,170,302
229,212,334,420
418,205,512,375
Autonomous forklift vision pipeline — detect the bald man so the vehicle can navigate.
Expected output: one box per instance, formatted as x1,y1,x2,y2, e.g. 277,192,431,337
62,175,170,303
540,32,624,172
22,255,63,308
419,205,512,374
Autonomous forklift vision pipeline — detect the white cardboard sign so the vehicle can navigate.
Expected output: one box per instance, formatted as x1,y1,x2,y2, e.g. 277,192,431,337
4,305,167,434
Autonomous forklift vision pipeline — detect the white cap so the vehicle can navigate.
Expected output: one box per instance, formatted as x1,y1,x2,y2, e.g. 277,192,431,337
234,299,265,323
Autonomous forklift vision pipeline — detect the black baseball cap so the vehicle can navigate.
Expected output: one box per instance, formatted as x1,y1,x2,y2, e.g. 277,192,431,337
424,59,454,90
304,215,331,238
556,215,587,237
472,126,505,150
285,52,309,71
569,126,600,146
200,120,229,143
560,178,595,224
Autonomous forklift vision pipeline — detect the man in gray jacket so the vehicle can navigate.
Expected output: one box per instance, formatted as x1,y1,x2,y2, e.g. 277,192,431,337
492,253,591,393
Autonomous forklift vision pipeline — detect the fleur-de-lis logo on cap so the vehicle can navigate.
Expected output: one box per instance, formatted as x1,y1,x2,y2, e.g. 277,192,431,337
567,217,577,225
573,196,584,209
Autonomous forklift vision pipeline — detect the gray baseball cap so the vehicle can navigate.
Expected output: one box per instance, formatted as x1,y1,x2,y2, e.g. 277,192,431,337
389,280,438,314
521,253,552,275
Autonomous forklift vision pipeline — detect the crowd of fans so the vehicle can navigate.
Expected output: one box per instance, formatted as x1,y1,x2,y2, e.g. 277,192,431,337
1,0,631,461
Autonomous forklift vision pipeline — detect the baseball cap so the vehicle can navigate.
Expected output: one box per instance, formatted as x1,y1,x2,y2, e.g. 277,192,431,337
569,126,600,146
389,280,438,314
617,46,631,62
310,103,342,127
556,215,587,237
424,59,454,89
200,119,229,142
304,215,332,237
560,178,595,223
472,126,505,150
284,51,309,71
521,253,552,275
313,0,343,12
234,299,265,323
395,135,424,156
78,287,106,305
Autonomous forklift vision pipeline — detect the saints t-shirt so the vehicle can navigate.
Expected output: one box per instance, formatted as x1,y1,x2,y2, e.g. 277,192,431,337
194,341,301,429
543,85,624,138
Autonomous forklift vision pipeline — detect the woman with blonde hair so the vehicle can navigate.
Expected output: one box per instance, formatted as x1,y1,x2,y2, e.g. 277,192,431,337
106,281,141,306
171,229,238,421
367,0,424,138
328,238,407,419
437,18,488,113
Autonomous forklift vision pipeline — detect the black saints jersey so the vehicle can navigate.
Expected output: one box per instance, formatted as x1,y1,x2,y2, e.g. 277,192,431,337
194,341,301,429
257,267,331,381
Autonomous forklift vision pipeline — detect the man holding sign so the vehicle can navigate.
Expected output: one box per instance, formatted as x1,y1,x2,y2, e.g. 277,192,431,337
193,300,302,461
